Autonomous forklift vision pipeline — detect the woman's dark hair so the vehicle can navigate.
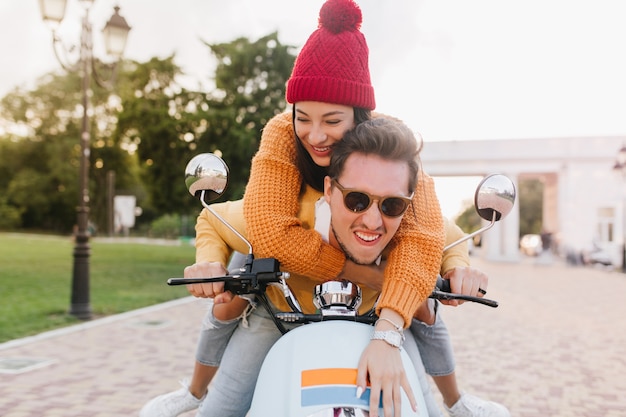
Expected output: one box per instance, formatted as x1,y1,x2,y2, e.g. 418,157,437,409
293,106,371,192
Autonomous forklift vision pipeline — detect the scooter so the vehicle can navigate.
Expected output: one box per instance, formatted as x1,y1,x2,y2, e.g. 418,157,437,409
169,153,516,417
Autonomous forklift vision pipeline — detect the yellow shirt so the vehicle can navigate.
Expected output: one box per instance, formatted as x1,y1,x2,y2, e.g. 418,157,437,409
194,188,468,315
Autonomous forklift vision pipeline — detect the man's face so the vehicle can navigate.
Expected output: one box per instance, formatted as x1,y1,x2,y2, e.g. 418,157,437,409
324,152,411,265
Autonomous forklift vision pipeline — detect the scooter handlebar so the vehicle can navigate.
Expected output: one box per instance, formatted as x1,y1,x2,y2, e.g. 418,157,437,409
431,276,498,308
167,271,287,295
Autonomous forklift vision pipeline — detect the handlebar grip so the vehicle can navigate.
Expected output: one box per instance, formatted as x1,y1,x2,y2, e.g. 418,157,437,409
167,272,285,293
167,276,229,286
436,275,451,293
432,276,498,308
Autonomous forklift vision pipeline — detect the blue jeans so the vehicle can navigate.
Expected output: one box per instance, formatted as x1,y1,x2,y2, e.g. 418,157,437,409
409,302,456,377
196,303,286,417
194,299,240,367
195,303,445,417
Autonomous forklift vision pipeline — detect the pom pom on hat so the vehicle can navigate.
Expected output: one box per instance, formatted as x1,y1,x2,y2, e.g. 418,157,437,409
319,0,362,33
286,0,375,110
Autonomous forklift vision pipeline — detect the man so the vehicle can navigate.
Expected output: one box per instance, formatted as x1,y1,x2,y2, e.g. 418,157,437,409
141,118,509,417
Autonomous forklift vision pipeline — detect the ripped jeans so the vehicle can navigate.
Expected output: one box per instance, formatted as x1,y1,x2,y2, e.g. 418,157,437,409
194,297,254,367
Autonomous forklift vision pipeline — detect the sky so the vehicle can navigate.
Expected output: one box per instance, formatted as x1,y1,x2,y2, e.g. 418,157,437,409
1,0,625,217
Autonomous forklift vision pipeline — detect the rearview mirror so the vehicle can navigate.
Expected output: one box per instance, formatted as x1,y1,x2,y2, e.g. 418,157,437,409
474,174,516,222
184,153,229,204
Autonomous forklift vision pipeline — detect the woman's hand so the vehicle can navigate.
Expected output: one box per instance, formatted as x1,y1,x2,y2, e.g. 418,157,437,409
356,309,417,417
341,259,386,292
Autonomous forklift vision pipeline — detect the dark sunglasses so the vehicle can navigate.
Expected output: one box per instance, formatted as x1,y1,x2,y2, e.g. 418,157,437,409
331,179,413,218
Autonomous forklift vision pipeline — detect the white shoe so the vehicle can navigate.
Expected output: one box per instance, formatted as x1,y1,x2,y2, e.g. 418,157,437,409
446,393,510,417
139,379,205,417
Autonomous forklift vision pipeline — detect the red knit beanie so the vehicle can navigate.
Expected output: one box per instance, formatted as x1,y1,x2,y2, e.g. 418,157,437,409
286,0,375,110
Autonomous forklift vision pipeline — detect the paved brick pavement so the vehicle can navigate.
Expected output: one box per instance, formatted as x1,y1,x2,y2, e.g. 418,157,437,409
432,256,626,417
1,256,624,417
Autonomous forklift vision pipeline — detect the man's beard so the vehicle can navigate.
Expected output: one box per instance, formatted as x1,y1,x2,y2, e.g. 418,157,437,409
331,224,379,265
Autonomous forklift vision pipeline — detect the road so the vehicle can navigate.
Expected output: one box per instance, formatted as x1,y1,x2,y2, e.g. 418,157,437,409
1,256,624,416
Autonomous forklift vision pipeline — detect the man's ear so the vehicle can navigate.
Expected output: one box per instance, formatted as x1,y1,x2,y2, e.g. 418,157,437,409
323,176,333,203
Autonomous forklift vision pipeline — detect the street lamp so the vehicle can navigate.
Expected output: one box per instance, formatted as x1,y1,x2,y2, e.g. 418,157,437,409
613,144,626,273
39,0,131,319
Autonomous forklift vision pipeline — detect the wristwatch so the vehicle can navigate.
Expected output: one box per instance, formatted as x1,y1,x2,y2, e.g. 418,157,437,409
371,330,404,348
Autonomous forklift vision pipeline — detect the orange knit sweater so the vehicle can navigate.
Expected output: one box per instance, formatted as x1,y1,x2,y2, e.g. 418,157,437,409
243,111,445,327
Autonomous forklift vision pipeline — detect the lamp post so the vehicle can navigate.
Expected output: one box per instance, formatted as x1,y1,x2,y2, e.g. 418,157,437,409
39,0,131,319
613,144,626,273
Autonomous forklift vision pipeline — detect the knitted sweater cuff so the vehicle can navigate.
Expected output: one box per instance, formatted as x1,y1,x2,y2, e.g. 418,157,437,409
375,282,422,328
315,243,346,281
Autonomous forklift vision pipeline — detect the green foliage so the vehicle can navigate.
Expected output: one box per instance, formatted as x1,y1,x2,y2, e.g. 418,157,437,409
115,33,296,216
0,233,194,342
0,65,143,233
114,56,195,217
0,196,22,229
0,31,296,235
196,32,296,200
518,178,544,236
454,204,483,234
149,213,182,239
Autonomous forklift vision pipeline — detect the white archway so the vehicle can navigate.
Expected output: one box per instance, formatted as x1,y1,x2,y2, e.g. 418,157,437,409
421,136,625,265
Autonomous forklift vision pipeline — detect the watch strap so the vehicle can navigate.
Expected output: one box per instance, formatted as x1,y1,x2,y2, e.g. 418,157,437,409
371,330,404,348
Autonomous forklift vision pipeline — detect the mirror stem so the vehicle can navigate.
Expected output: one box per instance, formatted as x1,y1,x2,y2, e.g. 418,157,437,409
200,190,253,255
443,211,496,252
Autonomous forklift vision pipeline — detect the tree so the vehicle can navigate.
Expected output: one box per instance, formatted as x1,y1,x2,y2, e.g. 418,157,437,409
518,178,543,236
115,32,296,219
454,204,482,235
0,31,297,233
0,66,141,232
114,56,198,219
196,31,296,200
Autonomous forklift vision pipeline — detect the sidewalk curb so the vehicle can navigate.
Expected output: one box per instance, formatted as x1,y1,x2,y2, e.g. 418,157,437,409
0,296,197,351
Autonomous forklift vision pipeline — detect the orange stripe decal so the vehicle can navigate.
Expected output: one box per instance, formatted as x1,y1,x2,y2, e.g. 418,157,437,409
301,368,358,387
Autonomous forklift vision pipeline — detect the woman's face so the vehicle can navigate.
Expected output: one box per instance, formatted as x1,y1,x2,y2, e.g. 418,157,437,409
294,101,355,167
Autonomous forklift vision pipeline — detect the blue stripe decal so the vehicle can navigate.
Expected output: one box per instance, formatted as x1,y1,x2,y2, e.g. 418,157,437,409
301,386,375,408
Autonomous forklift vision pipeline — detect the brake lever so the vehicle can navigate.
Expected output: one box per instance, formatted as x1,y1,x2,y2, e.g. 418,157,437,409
430,290,499,308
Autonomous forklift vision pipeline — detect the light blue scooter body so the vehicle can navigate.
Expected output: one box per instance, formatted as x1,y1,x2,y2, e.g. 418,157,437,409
248,320,427,417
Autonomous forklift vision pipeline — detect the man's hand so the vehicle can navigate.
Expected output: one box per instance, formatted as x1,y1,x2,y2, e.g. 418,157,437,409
440,266,488,306
184,261,234,304
413,298,436,325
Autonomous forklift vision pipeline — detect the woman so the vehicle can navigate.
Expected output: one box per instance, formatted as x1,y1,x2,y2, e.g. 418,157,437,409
242,1,444,414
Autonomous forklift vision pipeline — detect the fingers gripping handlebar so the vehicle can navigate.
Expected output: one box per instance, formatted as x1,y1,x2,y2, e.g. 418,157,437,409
167,257,288,295
167,271,287,294
430,276,498,308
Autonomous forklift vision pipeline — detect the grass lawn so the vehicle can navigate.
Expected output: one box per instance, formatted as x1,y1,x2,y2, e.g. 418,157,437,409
0,233,195,343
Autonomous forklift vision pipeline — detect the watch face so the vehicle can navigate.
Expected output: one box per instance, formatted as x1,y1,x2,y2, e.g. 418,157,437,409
387,332,402,347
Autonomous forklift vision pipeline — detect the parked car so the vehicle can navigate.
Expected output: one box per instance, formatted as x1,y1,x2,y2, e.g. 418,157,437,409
581,246,613,267
520,234,543,256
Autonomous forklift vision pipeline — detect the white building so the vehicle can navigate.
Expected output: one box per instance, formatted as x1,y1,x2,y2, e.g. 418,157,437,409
421,136,625,267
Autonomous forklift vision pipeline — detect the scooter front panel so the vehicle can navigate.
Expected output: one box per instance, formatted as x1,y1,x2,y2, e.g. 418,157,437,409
248,321,425,417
